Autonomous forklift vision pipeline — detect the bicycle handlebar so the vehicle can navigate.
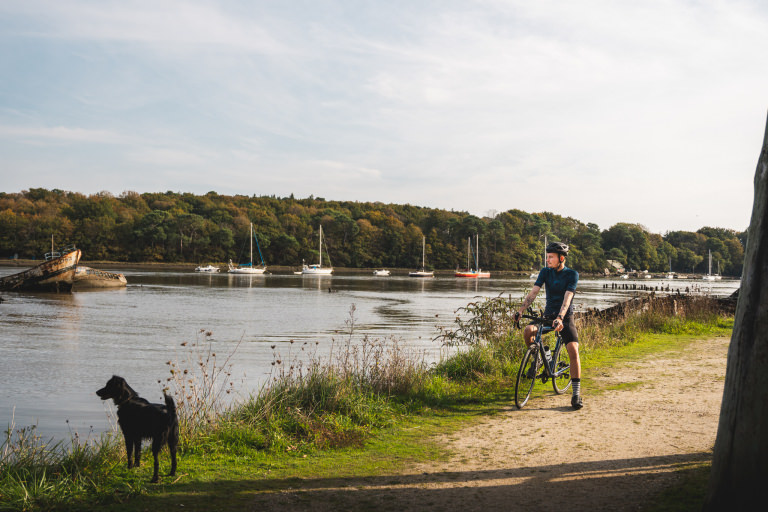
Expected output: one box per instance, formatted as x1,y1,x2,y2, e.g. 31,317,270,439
515,312,557,330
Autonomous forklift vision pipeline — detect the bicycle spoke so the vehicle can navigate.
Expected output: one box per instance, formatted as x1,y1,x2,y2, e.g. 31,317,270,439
551,341,572,394
515,348,538,409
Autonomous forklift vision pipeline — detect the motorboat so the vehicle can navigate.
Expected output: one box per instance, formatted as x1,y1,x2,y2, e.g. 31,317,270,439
195,264,219,273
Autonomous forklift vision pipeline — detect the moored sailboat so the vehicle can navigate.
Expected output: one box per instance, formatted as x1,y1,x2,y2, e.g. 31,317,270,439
455,235,490,278
228,223,267,274
702,250,716,281
302,225,333,275
409,236,434,278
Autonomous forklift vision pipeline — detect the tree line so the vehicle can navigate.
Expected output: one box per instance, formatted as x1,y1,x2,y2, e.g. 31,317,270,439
0,188,746,275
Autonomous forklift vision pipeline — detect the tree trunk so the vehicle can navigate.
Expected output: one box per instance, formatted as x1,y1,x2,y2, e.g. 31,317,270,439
704,112,768,508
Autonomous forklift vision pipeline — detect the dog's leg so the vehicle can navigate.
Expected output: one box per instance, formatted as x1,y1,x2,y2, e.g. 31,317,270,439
133,439,142,468
168,424,178,476
125,438,134,469
169,440,177,476
150,437,162,483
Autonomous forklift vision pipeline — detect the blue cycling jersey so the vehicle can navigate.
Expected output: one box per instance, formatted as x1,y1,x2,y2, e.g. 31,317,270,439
534,266,579,317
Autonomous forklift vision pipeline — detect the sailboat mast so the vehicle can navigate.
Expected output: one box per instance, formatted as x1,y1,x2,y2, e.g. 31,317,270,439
319,225,323,267
466,238,470,270
422,236,426,269
249,223,253,265
476,234,479,271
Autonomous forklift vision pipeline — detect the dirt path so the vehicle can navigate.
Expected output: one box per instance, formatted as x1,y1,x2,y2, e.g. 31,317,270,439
253,337,728,511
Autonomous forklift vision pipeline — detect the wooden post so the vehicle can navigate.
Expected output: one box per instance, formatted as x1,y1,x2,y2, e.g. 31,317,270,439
704,112,768,508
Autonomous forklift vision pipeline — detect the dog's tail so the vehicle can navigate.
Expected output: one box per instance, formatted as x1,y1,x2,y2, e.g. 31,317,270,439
164,393,177,417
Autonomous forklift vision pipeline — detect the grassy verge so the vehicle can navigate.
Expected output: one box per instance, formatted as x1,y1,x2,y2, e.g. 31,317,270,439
1,300,732,511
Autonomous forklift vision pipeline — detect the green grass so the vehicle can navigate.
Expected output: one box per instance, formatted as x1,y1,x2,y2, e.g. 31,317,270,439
1,302,733,511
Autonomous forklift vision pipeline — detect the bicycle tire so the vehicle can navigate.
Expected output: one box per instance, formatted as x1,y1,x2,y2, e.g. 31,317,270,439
515,347,538,409
551,341,572,394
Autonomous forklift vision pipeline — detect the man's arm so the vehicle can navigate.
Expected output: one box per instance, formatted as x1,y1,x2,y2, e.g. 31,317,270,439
553,290,575,331
557,290,575,319
517,285,541,316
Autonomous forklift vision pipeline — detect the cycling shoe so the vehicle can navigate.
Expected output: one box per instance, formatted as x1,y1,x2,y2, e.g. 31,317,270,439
571,395,583,410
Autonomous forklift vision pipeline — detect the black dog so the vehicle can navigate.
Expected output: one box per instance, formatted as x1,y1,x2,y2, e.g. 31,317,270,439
96,375,178,483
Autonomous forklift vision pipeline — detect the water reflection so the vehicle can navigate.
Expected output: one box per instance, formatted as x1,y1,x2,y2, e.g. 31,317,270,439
0,267,740,441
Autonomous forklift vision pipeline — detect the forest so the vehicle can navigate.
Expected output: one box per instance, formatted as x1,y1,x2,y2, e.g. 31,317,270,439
0,188,747,276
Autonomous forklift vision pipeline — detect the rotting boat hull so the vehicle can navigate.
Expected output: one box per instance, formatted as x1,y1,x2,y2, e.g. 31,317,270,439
72,266,127,289
0,249,82,292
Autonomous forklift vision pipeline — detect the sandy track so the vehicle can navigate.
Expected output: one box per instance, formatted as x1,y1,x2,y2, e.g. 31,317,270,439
251,337,728,511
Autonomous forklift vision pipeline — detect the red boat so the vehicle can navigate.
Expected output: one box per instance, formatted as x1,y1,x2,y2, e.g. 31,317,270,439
455,235,490,278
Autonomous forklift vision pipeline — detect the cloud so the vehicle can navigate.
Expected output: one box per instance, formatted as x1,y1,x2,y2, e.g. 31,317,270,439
0,124,129,145
1,0,766,232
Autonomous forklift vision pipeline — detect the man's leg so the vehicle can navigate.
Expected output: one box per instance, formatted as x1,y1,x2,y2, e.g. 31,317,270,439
523,325,537,346
567,342,583,409
524,325,538,378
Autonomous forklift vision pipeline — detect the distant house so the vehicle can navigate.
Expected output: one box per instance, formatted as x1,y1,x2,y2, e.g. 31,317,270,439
606,259,625,273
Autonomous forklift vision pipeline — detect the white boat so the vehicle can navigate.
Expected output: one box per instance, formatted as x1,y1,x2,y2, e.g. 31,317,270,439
619,274,629,280
373,269,390,276
302,225,333,275
228,223,267,274
409,236,434,278
195,264,219,273
702,250,716,281
529,273,538,279
666,273,674,280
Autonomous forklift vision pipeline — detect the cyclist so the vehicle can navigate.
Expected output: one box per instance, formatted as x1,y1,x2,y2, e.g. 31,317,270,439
515,241,583,410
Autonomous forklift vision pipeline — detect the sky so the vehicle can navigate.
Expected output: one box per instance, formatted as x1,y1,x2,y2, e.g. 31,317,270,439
1,0,766,234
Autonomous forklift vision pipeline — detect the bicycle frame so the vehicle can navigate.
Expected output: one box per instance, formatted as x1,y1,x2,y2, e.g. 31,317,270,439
531,325,566,378
515,311,572,408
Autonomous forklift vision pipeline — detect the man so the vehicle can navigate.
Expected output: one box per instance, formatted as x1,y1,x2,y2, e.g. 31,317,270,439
515,241,583,410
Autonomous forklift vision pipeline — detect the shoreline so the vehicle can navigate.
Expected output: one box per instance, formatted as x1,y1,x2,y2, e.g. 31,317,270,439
0,259,739,280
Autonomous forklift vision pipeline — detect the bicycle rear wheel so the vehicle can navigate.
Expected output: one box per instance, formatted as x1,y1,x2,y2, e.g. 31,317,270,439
551,341,572,394
515,347,538,409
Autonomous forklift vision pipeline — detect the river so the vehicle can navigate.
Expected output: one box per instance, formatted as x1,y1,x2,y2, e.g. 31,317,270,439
0,267,739,441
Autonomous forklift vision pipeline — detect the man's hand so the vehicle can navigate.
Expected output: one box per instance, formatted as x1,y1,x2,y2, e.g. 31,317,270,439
553,316,564,332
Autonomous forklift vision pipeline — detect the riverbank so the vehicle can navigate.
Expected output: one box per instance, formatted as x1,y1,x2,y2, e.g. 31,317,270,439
0,258,741,280
0,296,731,511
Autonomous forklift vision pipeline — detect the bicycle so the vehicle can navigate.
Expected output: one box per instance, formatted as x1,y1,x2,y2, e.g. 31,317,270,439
514,309,572,409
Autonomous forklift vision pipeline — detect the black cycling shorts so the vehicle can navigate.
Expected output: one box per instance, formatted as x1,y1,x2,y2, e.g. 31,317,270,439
559,315,579,345
531,315,579,345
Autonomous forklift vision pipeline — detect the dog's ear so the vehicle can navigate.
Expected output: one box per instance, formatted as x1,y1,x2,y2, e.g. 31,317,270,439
117,377,134,401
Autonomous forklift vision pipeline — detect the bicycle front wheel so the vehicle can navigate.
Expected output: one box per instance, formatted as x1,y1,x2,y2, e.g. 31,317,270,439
515,348,538,409
551,342,572,394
